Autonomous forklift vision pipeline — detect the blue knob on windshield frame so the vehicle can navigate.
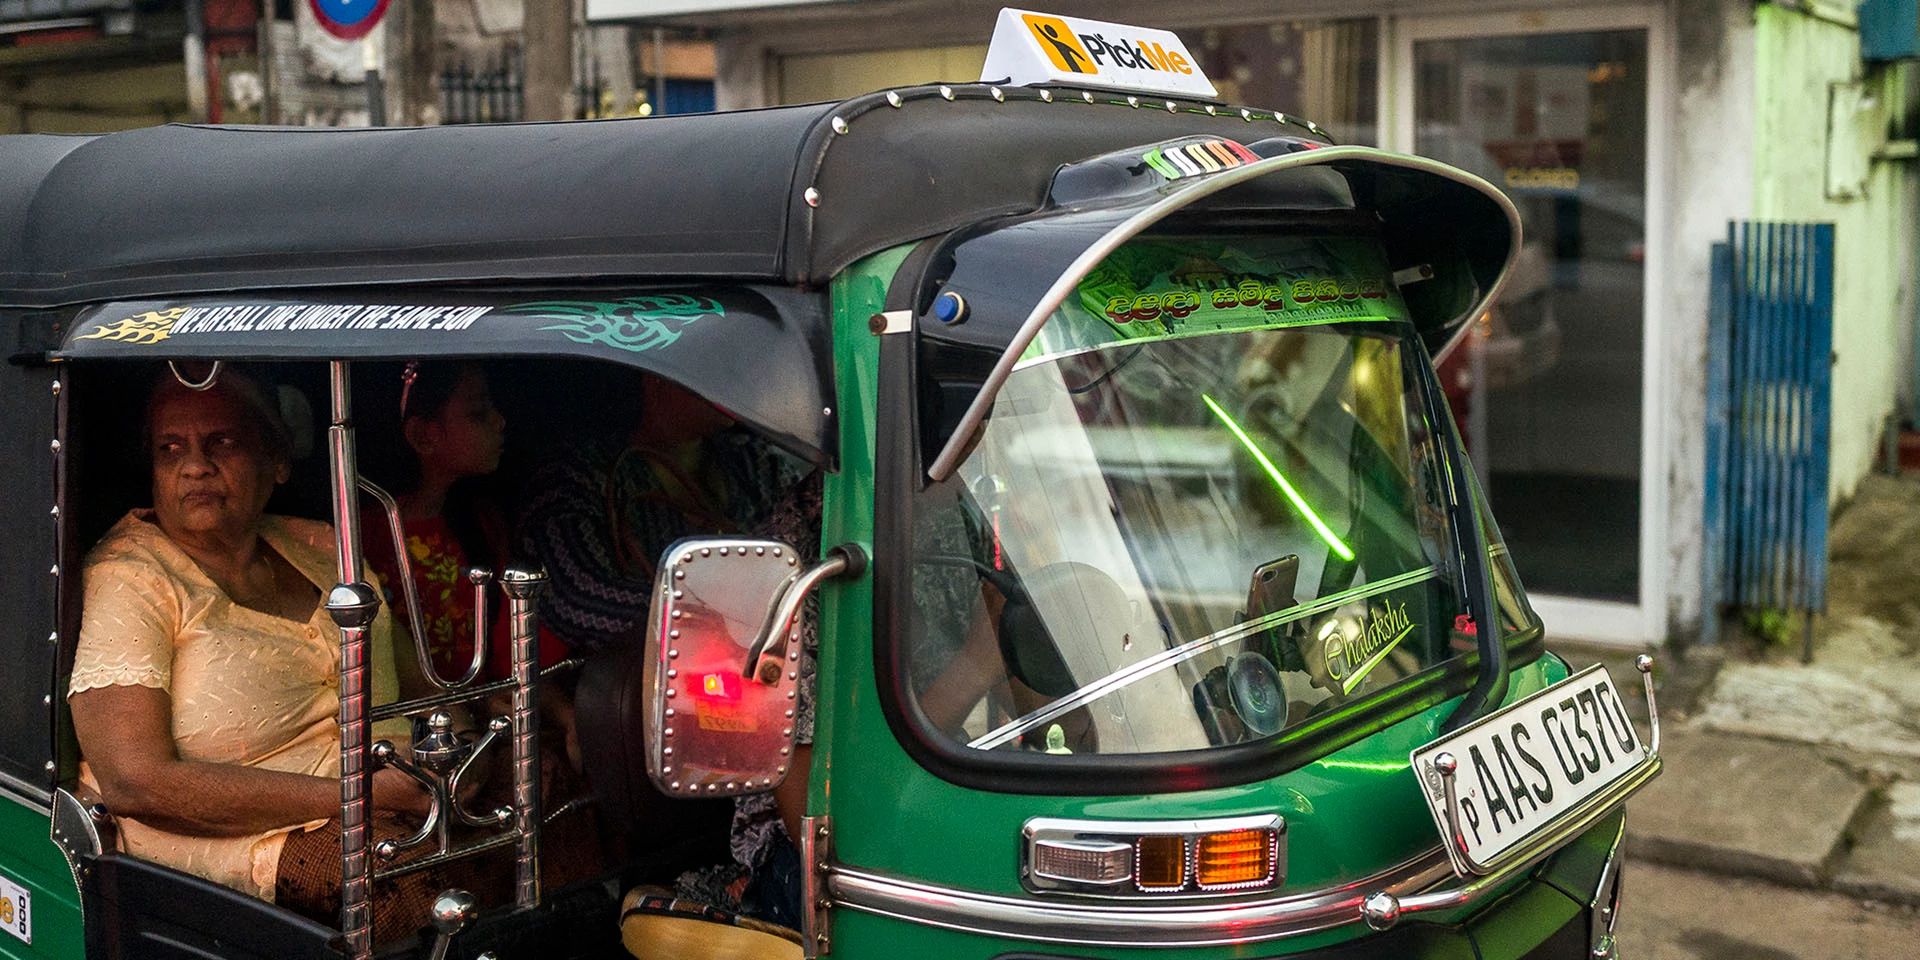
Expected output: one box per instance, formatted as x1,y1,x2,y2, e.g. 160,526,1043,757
933,290,969,325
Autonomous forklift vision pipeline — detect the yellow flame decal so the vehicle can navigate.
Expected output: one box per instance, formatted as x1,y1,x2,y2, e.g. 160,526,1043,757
75,308,186,345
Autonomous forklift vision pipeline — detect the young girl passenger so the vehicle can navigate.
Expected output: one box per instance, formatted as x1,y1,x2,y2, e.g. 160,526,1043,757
364,361,578,765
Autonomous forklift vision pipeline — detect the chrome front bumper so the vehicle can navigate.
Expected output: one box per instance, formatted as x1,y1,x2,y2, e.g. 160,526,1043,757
821,660,1661,950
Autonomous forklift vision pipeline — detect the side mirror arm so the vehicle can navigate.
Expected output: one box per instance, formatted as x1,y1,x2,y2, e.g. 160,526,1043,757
741,543,869,682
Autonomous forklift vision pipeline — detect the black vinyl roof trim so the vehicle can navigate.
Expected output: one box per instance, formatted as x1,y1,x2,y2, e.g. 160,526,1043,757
0,85,1329,309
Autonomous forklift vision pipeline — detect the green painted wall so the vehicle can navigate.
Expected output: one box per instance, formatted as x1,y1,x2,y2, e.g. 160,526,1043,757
1752,4,1918,504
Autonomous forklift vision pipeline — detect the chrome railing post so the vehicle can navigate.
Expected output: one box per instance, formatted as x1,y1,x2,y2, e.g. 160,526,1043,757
499,566,547,909
326,359,378,960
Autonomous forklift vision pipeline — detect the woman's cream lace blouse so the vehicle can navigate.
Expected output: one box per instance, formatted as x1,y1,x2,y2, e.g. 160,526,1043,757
68,510,408,901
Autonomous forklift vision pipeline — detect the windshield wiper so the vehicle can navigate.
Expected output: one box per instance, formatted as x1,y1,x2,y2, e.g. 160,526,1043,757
1414,348,1507,734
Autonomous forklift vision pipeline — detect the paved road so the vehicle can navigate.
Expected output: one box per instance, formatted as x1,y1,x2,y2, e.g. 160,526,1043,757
1616,860,1920,959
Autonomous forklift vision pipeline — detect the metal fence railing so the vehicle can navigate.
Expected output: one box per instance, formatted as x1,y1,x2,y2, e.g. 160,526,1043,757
1704,221,1834,659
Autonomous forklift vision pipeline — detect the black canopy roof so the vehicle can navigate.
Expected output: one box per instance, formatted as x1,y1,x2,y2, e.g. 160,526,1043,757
0,85,1329,309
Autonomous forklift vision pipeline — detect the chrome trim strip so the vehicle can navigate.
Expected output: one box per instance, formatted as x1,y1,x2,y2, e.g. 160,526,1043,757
970,565,1438,750
0,771,52,813
926,146,1523,482
827,848,1453,948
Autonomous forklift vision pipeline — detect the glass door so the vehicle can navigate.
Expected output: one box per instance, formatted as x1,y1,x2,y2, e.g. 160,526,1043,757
1393,12,1657,640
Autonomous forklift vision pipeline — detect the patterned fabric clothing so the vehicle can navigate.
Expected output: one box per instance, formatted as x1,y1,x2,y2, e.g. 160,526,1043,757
515,431,812,655
68,510,410,901
364,514,568,682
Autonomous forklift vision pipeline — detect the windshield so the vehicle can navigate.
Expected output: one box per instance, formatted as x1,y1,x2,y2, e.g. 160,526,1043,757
901,235,1534,758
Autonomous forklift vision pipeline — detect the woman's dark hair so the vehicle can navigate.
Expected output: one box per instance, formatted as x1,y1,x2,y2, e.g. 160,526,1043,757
382,360,499,572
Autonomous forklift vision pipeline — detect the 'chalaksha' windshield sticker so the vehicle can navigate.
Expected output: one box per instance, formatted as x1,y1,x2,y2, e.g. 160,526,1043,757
1318,597,1418,696
503,295,724,353
1023,236,1412,364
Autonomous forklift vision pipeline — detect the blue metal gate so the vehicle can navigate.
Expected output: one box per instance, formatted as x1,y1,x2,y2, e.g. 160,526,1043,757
1703,222,1834,657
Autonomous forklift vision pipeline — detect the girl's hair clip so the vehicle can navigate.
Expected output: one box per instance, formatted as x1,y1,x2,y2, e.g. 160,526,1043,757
400,360,421,419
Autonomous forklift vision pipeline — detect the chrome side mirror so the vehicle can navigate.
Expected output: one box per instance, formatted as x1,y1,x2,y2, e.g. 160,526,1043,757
643,538,864,798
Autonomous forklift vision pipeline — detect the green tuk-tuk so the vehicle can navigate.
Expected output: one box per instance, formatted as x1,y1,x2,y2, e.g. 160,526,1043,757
0,15,1660,960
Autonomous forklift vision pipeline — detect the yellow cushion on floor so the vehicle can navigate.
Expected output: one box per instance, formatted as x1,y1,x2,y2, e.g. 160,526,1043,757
619,886,804,960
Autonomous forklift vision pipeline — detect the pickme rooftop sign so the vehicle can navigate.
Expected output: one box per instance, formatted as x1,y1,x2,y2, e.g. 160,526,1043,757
981,8,1218,100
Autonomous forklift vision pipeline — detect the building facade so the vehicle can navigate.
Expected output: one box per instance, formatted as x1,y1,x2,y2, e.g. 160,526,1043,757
621,0,1919,648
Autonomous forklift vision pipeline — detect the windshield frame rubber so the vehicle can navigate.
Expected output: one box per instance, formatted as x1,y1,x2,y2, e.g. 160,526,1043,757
872,311,1542,796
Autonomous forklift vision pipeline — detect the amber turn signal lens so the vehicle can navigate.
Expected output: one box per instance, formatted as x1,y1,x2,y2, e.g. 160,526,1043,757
1133,835,1187,889
1194,829,1275,889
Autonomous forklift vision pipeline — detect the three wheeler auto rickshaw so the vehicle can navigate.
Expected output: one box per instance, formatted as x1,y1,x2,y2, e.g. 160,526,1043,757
0,16,1660,960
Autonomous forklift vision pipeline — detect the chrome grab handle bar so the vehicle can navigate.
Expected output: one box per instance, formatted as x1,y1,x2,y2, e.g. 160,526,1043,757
358,478,487,690
1428,656,1661,879
359,566,549,910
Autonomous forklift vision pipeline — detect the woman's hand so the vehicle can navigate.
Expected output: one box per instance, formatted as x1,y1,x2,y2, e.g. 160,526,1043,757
372,767,434,817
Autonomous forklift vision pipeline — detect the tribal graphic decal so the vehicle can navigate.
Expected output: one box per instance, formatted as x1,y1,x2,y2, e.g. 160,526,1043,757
74,308,187,345
505,295,724,353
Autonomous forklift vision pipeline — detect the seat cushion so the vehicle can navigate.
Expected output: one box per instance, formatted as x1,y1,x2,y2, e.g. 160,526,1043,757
618,886,803,960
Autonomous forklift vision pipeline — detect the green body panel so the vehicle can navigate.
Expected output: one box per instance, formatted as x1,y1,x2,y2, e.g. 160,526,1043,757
0,798,83,960
812,248,1582,957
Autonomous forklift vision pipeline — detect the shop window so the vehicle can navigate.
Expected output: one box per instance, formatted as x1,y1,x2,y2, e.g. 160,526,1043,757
1178,19,1379,146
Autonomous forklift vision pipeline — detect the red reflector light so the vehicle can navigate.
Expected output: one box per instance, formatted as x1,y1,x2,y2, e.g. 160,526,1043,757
700,672,739,700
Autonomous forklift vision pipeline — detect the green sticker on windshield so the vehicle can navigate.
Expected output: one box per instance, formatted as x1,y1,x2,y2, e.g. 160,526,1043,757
1025,236,1412,363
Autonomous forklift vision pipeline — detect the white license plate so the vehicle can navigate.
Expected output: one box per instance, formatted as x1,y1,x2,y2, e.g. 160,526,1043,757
0,873,29,945
1410,664,1644,873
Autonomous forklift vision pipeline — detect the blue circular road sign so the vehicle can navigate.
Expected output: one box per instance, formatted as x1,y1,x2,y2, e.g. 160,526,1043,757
310,0,392,41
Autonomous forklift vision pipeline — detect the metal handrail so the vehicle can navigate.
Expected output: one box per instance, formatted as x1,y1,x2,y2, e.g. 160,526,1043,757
359,477,487,690
325,359,551,958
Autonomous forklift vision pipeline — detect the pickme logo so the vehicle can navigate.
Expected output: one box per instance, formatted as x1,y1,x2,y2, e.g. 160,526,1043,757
1022,14,1094,73
1143,139,1259,181
1324,599,1415,695
1021,13,1194,76
75,307,186,345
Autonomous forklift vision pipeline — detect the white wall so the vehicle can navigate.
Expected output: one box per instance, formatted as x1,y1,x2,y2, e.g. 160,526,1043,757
1751,5,1916,507
1660,0,1756,636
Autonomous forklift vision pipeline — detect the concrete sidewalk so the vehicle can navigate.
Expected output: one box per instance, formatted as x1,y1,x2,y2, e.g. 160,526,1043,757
1553,473,1920,908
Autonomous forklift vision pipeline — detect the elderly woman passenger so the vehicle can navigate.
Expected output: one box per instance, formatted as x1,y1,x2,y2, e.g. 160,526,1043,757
66,369,424,908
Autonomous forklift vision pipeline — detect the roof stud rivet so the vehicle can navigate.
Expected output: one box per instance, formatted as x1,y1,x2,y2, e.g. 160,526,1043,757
1039,89,1053,103
1206,105,1217,116
1082,91,1094,103
830,116,848,135
1165,100,1177,113
804,186,821,208
1126,95,1140,108
1242,108,1254,121
939,85,954,101
51,380,62,396
990,86,1004,102
885,91,903,108
823,406,833,417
